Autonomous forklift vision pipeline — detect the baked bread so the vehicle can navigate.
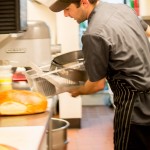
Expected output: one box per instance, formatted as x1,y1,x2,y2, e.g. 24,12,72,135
0,144,17,150
0,90,48,115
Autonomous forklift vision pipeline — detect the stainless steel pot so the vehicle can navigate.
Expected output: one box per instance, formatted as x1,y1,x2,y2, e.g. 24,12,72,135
51,118,70,150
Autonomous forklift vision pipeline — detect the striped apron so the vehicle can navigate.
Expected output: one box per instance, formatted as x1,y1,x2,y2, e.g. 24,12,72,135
107,77,137,150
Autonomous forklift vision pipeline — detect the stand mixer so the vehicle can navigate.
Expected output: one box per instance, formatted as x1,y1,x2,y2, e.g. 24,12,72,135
0,20,52,68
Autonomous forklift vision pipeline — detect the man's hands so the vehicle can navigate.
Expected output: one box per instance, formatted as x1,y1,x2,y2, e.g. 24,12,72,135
69,78,106,97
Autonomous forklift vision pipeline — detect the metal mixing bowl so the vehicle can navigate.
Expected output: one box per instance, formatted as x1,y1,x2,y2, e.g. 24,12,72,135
50,50,88,82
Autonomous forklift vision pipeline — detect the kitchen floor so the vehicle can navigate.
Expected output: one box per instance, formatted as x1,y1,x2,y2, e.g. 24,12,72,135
66,106,114,150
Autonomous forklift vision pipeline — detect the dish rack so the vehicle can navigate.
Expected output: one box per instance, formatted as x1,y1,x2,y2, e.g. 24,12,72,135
24,62,86,97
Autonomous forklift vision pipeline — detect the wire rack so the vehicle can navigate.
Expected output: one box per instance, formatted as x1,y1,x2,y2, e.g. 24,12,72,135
24,62,86,97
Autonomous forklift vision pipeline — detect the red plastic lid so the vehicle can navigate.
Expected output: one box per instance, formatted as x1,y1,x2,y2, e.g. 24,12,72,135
12,72,27,81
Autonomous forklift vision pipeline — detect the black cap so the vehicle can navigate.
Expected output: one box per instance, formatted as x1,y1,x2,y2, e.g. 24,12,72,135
49,0,80,12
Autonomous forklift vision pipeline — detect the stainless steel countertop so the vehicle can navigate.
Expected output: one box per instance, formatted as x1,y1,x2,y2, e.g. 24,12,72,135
0,98,54,150
0,110,51,127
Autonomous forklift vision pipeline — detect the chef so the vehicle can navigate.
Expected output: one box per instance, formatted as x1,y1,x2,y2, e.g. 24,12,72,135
49,0,150,149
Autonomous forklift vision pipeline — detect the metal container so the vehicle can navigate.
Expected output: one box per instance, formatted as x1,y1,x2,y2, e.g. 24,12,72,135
51,118,70,150
50,50,88,82
50,50,84,67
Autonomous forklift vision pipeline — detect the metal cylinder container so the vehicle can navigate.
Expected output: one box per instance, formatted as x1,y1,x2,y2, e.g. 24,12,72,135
51,118,70,150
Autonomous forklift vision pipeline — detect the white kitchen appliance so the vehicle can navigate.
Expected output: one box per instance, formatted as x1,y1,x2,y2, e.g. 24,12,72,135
0,20,52,67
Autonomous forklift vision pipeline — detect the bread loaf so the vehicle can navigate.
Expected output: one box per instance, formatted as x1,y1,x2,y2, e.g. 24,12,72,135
0,144,17,150
0,90,48,115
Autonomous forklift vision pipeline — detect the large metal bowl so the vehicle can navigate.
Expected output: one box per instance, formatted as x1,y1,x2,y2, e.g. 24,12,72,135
51,50,84,67
50,50,88,82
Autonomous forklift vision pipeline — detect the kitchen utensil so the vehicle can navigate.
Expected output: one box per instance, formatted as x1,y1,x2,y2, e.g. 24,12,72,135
50,50,84,70
50,50,88,82
24,50,88,97
24,62,85,97
51,118,70,150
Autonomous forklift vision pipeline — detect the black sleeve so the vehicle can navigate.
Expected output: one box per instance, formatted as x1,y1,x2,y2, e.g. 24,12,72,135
81,34,110,82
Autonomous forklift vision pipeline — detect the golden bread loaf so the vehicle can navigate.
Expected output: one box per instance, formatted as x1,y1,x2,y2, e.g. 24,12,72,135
0,144,18,150
0,90,47,115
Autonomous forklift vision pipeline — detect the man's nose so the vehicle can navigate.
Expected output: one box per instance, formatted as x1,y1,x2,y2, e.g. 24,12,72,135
64,10,69,17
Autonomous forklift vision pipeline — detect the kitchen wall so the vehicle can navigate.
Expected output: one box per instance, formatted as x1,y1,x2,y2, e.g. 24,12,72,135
56,12,80,53
27,0,80,53
27,0,56,45
139,0,150,16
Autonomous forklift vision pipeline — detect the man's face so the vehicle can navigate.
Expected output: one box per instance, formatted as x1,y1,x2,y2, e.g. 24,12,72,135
64,3,87,24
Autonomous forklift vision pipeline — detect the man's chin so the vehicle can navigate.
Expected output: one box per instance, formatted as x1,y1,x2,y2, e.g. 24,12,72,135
77,20,84,24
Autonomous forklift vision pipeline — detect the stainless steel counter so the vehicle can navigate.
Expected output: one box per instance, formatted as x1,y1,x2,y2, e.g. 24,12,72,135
0,98,54,150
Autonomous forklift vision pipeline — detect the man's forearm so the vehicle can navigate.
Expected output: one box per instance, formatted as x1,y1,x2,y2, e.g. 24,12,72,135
69,78,106,97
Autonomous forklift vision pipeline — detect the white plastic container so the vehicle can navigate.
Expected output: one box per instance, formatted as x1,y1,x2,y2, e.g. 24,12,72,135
0,65,12,91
